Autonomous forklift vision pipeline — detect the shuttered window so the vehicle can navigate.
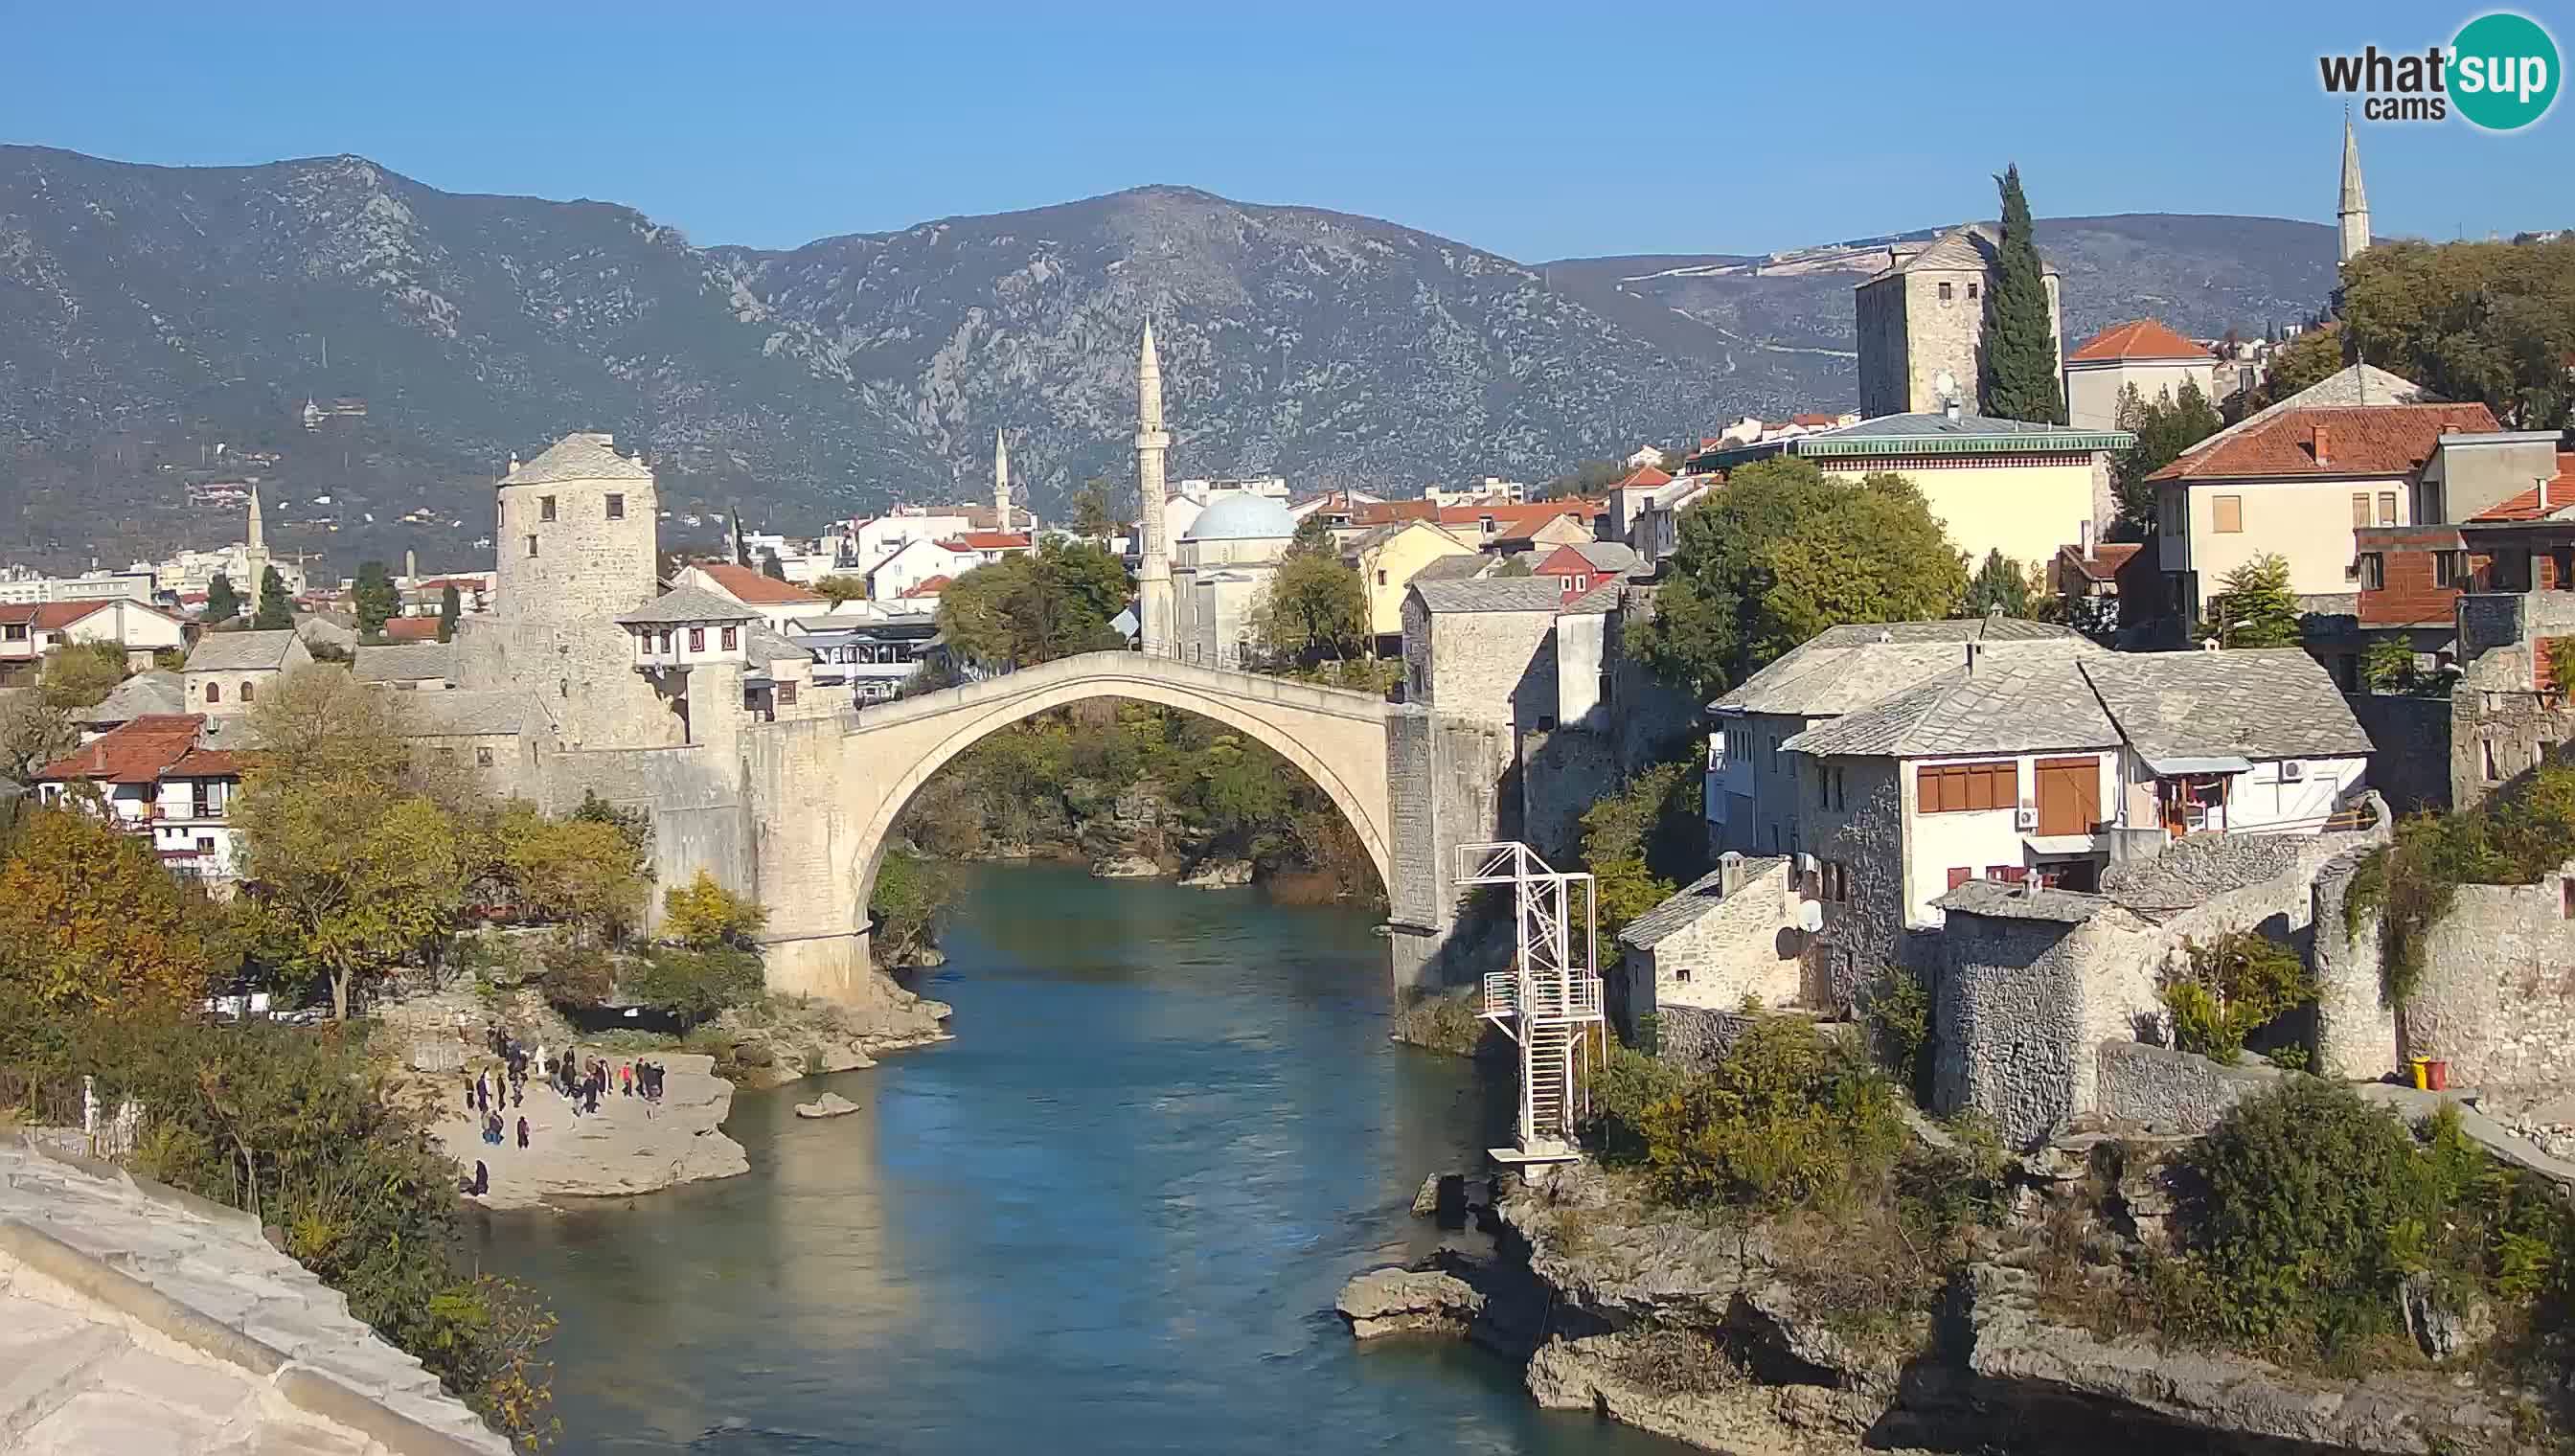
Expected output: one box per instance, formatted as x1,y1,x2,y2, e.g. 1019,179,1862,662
1917,761,2017,813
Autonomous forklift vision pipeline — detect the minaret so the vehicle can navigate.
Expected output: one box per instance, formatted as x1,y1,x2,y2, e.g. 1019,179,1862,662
1134,321,1174,653
2337,112,2371,265
992,427,1012,533
242,485,271,612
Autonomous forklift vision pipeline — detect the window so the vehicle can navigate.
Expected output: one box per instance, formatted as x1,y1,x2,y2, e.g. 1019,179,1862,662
689,627,705,651
195,836,215,853
1831,765,1846,810
526,535,538,557
205,682,220,704
2212,495,2244,534
1966,282,1979,300
2435,551,2467,588
720,626,738,650
1376,570,1387,586
475,746,494,767
2352,492,2372,528
239,681,254,703
606,493,625,520
2484,739,2501,783
2378,491,2398,527
2358,553,2385,591
1917,761,2017,813
540,495,558,522
1,624,24,642
777,681,799,707
1938,281,1954,302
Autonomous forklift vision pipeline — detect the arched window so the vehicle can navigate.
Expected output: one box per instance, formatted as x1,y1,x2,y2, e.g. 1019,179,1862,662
205,682,220,704
240,681,255,703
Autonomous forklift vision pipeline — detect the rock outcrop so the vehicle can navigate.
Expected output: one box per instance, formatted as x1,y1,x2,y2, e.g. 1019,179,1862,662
1336,1266,1486,1338
794,1092,858,1120
429,1052,748,1210
710,976,953,1089
1179,858,1254,889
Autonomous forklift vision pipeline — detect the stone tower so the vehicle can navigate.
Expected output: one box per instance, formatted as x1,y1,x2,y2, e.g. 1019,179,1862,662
1135,322,1174,652
2337,113,2371,265
992,427,1012,533
472,432,678,749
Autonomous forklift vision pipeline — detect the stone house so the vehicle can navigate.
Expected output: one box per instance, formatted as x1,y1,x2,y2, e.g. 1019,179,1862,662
1609,853,1804,1043
352,640,455,692
1696,410,2131,579
1169,493,1296,671
1853,223,2062,420
2062,318,2221,432
1706,619,2099,861
1781,646,2374,985
180,629,311,717
395,691,554,802
1344,519,1479,648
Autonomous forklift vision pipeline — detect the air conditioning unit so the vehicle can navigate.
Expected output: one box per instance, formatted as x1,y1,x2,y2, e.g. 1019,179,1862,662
2280,761,2306,782
2015,806,2039,831
2183,806,2210,831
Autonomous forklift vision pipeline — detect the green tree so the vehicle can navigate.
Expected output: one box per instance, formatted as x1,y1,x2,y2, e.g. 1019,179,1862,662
936,539,1133,667
1539,459,1626,500
2342,236,2575,430
630,945,764,1029
437,582,460,642
1070,479,1118,539
1629,457,1970,700
2203,553,2301,648
1578,758,1702,934
2360,636,2418,694
1249,550,1368,663
760,549,787,581
204,572,240,625
0,694,79,783
1963,549,2034,619
253,564,293,630
868,851,956,967
39,639,128,709
1981,164,2065,423
813,574,868,609
0,806,219,1016
353,560,398,640
2110,379,2224,535
490,801,649,945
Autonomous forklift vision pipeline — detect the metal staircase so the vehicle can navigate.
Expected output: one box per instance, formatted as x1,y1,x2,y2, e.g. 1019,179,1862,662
1457,841,1605,1165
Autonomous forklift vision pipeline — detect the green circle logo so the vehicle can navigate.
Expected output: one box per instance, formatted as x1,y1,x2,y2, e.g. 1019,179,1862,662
2452,11,2560,130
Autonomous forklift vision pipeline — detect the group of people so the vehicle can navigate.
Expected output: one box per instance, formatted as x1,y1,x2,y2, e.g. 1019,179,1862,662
455,1021,676,1199
549,1050,668,1114
463,1058,531,1152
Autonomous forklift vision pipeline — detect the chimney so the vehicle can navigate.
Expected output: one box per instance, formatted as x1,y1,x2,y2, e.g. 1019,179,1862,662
1965,640,1984,674
2079,519,2095,557
1945,395,1963,422
1717,851,1746,899
2312,424,2333,465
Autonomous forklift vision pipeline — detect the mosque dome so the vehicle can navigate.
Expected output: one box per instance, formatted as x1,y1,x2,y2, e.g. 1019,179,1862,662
1182,493,1296,542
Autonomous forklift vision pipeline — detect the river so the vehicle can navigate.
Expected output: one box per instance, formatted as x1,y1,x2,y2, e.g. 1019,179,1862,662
467,862,1684,1455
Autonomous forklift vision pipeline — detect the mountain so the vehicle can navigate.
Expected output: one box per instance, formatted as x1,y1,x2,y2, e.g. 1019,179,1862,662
0,146,2339,573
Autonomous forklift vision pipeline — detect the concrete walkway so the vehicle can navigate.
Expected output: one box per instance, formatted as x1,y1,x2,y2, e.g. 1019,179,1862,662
0,1135,508,1454
428,1051,748,1211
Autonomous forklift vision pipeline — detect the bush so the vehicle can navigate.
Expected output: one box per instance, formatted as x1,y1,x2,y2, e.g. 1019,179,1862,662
2159,931,2313,1063
630,945,763,1029
659,872,767,950
534,935,614,1010
1590,1018,1904,1213
868,851,955,967
1857,966,1931,1097
2350,761,2575,1007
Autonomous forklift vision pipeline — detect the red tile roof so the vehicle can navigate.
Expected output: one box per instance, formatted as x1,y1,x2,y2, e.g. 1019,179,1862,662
2467,453,2575,522
2146,404,2504,482
378,617,443,641
693,561,825,604
900,575,952,599
2068,319,2210,363
35,714,210,785
167,747,244,779
1611,465,1673,490
2056,540,2145,583
0,601,112,630
946,532,1033,551
1789,413,1844,427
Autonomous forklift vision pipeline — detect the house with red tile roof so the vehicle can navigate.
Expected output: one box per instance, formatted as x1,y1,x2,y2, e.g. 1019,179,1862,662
0,599,189,682
2063,318,2222,430
34,713,244,885
679,559,869,635
2147,401,2503,626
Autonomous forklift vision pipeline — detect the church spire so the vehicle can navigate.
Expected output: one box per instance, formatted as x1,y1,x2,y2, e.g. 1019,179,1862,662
2337,111,2371,265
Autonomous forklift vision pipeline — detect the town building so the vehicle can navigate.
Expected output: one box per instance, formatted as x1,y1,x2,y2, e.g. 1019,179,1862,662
72,670,182,740
793,615,939,702
1342,518,1478,650
179,629,310,716
0,599,189,683
678,560,855,637
2148,399,2502,626
1693,410,2132,572
1854,224,2062,420
0,565,157,607
1608,853,1807,1043
866,536,980,603
1169,493,1297,670
2062,319,2222,431
34,713,244,885
353,641,457,692
1525,541,1643,601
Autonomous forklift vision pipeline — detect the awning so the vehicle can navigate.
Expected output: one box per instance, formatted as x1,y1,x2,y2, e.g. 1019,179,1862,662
2146,755,2252,777
2021,834,2105,856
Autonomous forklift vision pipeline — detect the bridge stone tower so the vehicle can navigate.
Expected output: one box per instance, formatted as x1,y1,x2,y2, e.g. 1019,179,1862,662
1135,322,1174,652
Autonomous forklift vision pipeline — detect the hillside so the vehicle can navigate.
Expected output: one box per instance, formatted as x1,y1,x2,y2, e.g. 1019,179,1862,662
0,146,2339,573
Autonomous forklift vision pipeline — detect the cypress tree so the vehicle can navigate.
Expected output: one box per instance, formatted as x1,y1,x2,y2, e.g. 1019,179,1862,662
205,573,239,625
1980,165,2065,423
253,565,293,630
437,583,461,643
353,559,398,639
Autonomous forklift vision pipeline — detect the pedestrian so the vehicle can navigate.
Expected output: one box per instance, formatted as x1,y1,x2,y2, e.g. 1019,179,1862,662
583,1084,599,1115
515,1116,530,1149
512,1078,523,1109
621,1063,632,1097
463,1160,489,1196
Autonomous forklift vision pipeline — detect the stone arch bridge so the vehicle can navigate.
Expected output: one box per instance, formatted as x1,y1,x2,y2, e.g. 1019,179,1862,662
739,652,1441,999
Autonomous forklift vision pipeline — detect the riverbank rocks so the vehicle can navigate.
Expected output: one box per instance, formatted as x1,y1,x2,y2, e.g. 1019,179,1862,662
1091,854,1163,878
1180,857,1254,889
428,1052,749,1210
795,1092,859,1120
713,975,953,1089
1336,1265,1487,1338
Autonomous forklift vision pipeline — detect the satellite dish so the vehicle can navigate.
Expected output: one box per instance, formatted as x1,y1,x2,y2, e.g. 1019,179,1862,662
1933,369,1959,400
1797,899,1825,934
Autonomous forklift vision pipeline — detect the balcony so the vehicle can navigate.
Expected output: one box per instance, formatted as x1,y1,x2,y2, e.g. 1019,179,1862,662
1482,970,1603,1024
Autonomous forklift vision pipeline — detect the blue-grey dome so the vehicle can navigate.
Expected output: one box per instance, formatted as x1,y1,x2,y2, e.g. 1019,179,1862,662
1183,493,1296,542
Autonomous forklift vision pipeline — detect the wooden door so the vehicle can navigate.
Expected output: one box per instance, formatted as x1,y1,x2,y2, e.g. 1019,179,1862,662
2034,757,2101,836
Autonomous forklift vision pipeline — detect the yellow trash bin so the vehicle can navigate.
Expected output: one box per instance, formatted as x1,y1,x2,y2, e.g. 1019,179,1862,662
2408,1058,2431,1090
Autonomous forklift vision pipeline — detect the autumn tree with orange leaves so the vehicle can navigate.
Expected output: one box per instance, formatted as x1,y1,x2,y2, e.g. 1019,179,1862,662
0,802,225,1016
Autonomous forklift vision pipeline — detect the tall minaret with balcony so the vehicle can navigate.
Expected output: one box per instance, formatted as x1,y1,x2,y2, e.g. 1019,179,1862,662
2337,113,2372,266
1135,322,1174,652
993,428,1012,533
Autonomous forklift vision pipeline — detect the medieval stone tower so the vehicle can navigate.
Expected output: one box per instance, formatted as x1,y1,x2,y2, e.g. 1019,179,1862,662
464,432,679,749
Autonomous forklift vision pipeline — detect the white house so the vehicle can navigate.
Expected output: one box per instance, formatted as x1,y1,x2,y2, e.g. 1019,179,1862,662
678,561,867,637
34,713,245,886
866,537,981,603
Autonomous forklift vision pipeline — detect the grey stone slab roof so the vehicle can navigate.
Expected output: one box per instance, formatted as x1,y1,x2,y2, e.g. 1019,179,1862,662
76,670,182,724
501,431,652,487
1784,653,2120,758
1407,554,1494,583
352,641,454,685
1711,619,2095,716
1411,578,1581,614
2099,832,2309,915
182,629,302,672
612,583,759,626
2085,648,2374,762
1565,540,1643,573
1617,857,1788,948
396,691,541,738
1873,223,2060,278
742,624,805,669
1935,878,2115,923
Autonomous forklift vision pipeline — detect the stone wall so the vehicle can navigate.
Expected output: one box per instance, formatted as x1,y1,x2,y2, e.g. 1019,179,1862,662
1806,755,1913,995
2402,874,2575,1093
2450,591,2575,809
2347,691,2452,813
1422,609,1560,727
2309,848,2400,1080
1934,896,2164,1149
538,740,750,934
2094,1039,2291,1134
1520,724,1618,865
1652,1004,1757,1073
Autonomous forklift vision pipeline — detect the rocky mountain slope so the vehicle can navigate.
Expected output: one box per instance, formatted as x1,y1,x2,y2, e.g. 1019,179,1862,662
0,145,2338,571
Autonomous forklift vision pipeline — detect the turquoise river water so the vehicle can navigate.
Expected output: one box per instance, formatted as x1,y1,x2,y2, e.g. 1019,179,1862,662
466,862,1686,1455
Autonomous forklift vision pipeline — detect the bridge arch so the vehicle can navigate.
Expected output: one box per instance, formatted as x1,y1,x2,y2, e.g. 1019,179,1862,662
822,653,1396,975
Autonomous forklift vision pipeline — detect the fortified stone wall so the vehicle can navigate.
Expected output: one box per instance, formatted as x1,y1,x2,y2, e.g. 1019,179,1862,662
2347,692,2452,812
537,740,750,932
2400,873,2575,1093
1385,706,1514,990
1807,756,1913,997
1934,894,2164,1149
2451,591,2575,809
2095,1038,2292,1133
2309,848,2401,1080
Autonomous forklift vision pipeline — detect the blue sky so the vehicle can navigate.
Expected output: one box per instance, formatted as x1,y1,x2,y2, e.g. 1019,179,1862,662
3,1,2564,260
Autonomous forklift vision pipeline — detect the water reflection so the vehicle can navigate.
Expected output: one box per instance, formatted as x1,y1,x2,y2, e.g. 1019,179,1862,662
467,865,1680,1454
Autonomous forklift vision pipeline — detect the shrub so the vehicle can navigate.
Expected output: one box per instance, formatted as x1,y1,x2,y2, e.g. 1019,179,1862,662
1857,966,1931,1096
630,945,764,1029
534,935,614,1010
660,872,767,950
2351,762,2575,1007
2159,931,2313,1063
2360,636,2418,694
868,851,955,967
